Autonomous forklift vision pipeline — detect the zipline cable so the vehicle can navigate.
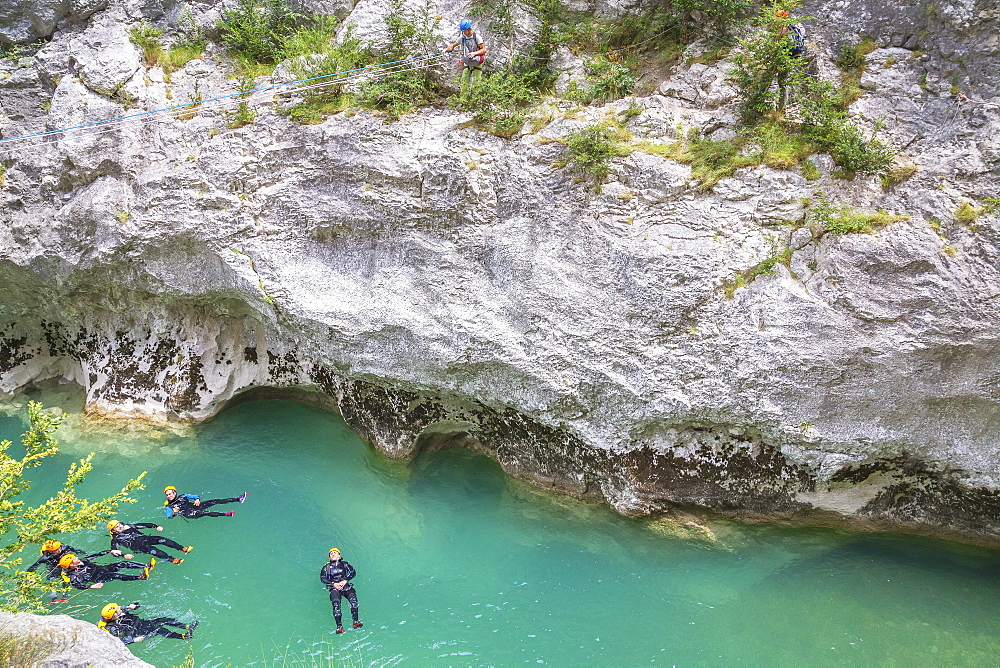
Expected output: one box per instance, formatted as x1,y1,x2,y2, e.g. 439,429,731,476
0,52,448,148
7,57,447,153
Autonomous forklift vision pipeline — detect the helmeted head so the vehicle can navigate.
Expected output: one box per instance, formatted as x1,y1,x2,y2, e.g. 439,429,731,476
42,539,62,554
329,548,341,561
107,519,123,532
459,19,472,32
164,486,177,501
101,603,121,620
58,554,78,569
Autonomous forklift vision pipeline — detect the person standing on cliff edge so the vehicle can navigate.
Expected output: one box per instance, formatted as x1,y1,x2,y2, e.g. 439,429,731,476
444,19,486,103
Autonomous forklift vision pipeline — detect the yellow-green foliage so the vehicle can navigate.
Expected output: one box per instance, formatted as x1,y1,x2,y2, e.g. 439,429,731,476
0,627,62,665
0,403,146,612
880,163,918,190
637,122,814,189
560,123,633,180
801,159,820,181
810,193,909,234
954,201,980,224
722,239,793,298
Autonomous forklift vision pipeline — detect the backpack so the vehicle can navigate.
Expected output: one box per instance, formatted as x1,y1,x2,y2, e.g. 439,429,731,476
460,31,485,67
789,24,806,56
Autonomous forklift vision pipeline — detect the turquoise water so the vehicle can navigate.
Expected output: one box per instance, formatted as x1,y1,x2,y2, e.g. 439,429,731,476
6,397,1000,666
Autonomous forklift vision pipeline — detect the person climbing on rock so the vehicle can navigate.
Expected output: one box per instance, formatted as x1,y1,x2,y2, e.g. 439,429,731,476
444,19,486,102
163,485,247,519
775,9,808,109
59,552,155,589
107,520,193,564
98,602,198,644
320,548,362,633
26,539,83,603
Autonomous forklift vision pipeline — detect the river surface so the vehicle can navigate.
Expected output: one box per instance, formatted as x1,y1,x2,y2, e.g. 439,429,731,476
5,396,1000,666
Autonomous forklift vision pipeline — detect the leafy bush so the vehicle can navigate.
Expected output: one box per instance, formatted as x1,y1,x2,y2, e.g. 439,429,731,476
809,192,908,234
562,123,632,180
218,0,303,65
835,37,877,71
128,22,164,65
467,68,537,137
585,56,637,103
830,123,894,175
728,1,808,124
0,403,145,612
355,0,441,119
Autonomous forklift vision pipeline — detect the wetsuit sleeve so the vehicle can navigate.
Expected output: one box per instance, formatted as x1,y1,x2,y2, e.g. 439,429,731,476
343,561,356,581
86,550,111,559
133,523,159,529
68,572,90,590
110,536,123,550
320,564,334,586
25,556,47,573
182,494,200,501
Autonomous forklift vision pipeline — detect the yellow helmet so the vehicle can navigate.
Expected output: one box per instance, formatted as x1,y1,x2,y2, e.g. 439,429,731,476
329,548,341,557
58,554,77,569
101,603,120,620
107,520,122,531
42,539,62,554
163,485,177,493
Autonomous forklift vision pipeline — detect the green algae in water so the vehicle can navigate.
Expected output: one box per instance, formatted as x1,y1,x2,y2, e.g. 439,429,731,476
5,398,1000,666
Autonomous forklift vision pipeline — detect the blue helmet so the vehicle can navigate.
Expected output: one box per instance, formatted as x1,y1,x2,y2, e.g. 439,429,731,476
459,19,472,31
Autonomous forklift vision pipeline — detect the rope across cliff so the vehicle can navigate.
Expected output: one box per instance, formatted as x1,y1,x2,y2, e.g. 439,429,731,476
0,51,448,152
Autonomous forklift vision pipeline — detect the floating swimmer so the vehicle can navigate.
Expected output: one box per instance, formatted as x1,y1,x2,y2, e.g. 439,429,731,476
107,520,193,564
59,553,155,589
320,548,363,633
98,602,198,644
163,486,247,519
25,539,83,603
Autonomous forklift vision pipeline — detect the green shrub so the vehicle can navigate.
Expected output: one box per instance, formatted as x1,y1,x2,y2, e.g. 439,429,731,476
218,0,303,65
830,123,894,175
722,236,792,297
585,56,637,103
809,192,908,234
727,1,808,124
880,163,918,190
562,123,632,180
467,68,537,137
801,159,819,180
128,22,165,65
835,37,877,71
355,0,441,120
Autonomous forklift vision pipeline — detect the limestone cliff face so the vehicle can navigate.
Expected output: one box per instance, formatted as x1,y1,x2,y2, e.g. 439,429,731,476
0,0,999,541
0,611,154,667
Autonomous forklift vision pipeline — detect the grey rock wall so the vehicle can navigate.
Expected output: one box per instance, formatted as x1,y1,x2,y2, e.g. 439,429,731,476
0,0,998,544
0,611,153,667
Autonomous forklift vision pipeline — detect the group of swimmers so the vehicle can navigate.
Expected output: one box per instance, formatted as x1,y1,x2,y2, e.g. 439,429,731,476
26,486,247,644
29,484,365,644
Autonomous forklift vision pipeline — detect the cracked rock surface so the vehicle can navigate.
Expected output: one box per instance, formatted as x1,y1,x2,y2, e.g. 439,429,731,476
0,0,999,545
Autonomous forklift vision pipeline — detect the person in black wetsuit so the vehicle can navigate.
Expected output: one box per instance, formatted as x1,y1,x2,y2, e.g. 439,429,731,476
107,520,192,564
59,552,154,589
98,602,198,644
25,539,81,603
319,548,363,633
163,485,247,518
